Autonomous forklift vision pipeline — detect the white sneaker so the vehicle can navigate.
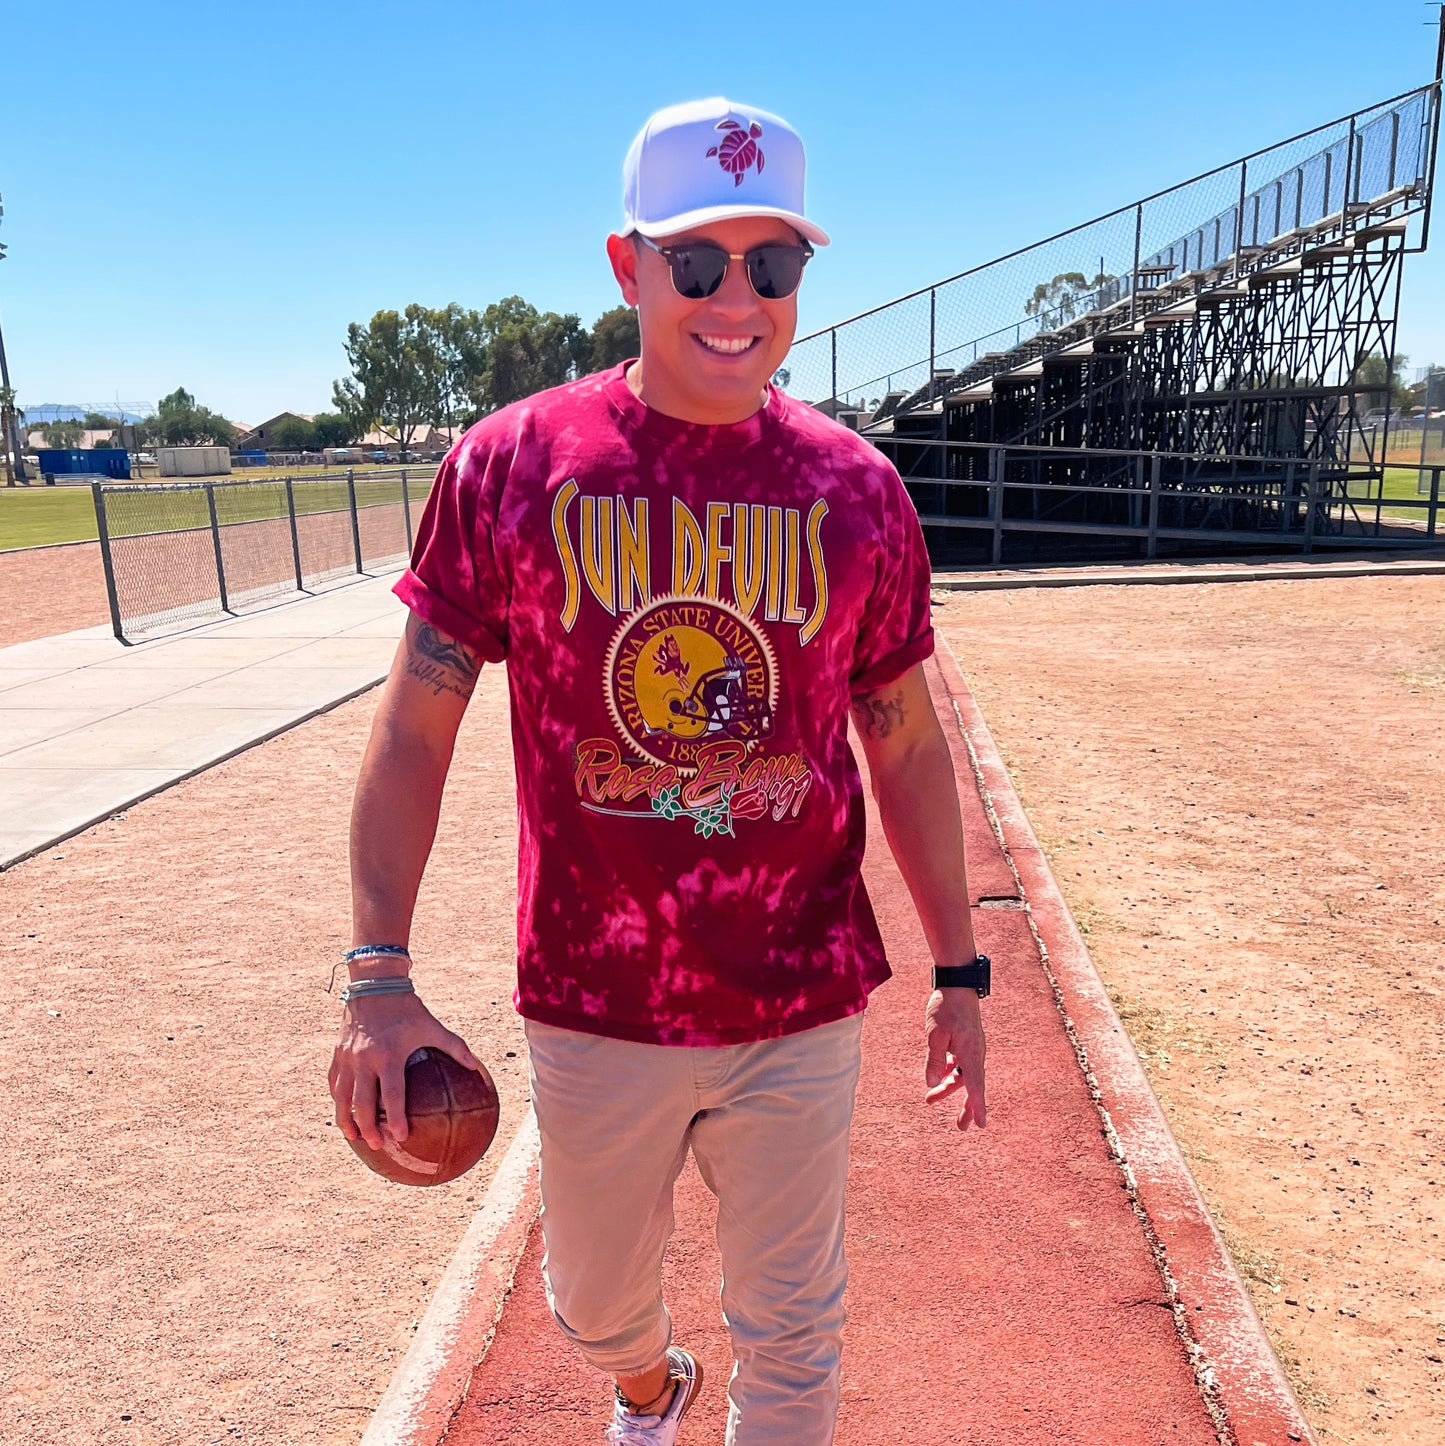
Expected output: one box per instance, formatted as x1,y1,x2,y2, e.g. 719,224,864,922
605,1347,704,1444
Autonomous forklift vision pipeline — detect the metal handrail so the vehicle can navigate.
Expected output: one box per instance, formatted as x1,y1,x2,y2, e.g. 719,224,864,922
871,435,1349,467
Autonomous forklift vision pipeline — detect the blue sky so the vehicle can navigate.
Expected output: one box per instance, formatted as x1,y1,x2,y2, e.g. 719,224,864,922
6,0,1445,424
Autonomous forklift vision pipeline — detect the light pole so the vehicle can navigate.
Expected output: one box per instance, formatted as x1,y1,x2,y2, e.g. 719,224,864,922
0,192,27,484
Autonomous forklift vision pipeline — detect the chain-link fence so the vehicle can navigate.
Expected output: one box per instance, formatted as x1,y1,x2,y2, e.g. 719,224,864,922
785,84,1439,414
92,468,434,641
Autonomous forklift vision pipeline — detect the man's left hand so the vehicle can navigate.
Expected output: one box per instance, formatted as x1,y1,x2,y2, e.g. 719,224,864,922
924,988,987,1130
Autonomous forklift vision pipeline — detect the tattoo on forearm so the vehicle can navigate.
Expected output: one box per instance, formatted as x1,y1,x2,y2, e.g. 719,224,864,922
851,688,906,740
404,623,480,701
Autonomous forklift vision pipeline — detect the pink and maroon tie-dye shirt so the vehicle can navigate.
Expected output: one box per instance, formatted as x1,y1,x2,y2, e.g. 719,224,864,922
394,362,934,1047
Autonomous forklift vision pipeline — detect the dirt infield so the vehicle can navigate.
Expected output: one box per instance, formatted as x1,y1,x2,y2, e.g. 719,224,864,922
0,664,528,1446
936,575,1445,1445
0,542,111,647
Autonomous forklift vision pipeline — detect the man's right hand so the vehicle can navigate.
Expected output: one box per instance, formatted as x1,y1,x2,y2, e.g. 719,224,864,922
328,993,483,1150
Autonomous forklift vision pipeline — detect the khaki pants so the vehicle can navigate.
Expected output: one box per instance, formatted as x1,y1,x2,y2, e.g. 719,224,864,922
524,1012,866,1446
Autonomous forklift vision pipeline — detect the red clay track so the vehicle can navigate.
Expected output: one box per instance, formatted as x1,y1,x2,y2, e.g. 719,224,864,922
437,650,1261,1445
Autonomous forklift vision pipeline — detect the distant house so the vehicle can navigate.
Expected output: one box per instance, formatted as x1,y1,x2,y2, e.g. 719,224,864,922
234,412,313,450
358,425,455,456
26,427,119,451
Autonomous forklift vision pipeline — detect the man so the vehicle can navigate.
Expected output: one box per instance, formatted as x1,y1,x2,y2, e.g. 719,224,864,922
329,98,987,1445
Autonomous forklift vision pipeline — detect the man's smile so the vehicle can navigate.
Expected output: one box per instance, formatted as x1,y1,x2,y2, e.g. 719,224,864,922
693,333,761,355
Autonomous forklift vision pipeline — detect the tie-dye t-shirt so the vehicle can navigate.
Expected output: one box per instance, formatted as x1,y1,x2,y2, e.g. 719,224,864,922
393,362,934,1047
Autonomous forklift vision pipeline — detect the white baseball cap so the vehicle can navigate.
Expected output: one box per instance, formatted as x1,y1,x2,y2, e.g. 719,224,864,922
621,97,830,247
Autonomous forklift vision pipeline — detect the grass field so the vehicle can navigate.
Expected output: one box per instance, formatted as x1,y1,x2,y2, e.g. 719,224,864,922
0,489,101,550
1349,466,1443,527
0,474,436,552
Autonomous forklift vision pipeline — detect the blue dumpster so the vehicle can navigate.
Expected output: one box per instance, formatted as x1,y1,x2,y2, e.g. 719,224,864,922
35,448,132,480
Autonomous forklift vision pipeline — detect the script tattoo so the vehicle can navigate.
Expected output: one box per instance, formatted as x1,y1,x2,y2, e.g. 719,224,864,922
851,688,906,741
404,622,481,701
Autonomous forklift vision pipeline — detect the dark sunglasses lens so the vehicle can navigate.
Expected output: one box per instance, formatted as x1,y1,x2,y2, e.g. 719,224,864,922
746,246,807,299
669,246,728,299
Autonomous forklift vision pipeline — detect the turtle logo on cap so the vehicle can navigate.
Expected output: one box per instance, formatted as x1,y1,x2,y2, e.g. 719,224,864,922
707,118,765,186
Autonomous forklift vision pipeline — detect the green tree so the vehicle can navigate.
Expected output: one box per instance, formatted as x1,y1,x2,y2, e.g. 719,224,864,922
433,303,489,434
1024,272,1113,326
272,415,318,451
1352,351,1411,414
312,411,360,449
333,297,608,442
332,306,441,451
40,419,85,448
476,297,591,413
590,306,640,370
82,410,120,429
146,387,237,447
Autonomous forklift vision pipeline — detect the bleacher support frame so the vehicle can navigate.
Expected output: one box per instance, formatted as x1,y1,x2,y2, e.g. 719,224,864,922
785,41,1445,564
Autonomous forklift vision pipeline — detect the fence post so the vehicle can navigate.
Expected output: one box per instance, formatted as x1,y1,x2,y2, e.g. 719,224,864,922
1146,455,1161,559
1233,159,1248,270
928,289,937,402
1303,461,1320,554
347,467,363,574
401,469,413,552
990,447,1005,565
206,483,230,613
1341,117,1358,224
91,480,124,640
1429,465,1441,538
830,330,838,406
1281,461,1296,533
285,476,304,591
1129,203,1143,322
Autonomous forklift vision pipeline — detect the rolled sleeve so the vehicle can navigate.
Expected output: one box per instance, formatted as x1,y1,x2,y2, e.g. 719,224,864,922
392,441,510,662
849,463,935,696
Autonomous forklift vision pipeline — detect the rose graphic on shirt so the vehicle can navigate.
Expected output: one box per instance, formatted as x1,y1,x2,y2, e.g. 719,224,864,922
707,119,765,187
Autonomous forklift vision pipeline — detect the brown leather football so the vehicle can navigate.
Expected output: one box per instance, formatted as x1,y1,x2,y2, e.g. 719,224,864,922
347,1047,500,1186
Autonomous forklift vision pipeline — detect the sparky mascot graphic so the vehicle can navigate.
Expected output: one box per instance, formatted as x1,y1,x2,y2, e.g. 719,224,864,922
638,629,773,744
708,119,765,186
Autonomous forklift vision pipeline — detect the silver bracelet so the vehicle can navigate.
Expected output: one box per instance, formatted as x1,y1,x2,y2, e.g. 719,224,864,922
339,977,417,1005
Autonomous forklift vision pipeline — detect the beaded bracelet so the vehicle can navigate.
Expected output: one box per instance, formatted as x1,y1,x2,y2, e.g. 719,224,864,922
327,943,412,995
343,944,411,964
339,977,418,1005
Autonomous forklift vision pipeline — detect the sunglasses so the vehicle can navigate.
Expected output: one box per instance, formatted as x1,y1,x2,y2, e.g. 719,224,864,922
637,235,814,301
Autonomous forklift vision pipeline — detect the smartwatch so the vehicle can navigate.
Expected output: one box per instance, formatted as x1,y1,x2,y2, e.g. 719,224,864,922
932,955,991,997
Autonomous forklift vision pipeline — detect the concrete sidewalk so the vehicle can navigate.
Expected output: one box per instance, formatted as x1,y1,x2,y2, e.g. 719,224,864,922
0,573,407,870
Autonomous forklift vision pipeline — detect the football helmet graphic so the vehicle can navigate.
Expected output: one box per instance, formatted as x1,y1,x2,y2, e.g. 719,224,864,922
635,627,774,743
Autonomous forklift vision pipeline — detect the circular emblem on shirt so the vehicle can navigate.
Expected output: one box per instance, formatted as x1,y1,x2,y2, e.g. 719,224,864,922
604,595,778,774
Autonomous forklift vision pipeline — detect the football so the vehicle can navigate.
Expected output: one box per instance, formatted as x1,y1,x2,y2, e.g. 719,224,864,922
347,1047,500,1186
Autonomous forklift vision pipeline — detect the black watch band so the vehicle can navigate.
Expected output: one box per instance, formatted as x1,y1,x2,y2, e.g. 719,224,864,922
932,955,991,997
